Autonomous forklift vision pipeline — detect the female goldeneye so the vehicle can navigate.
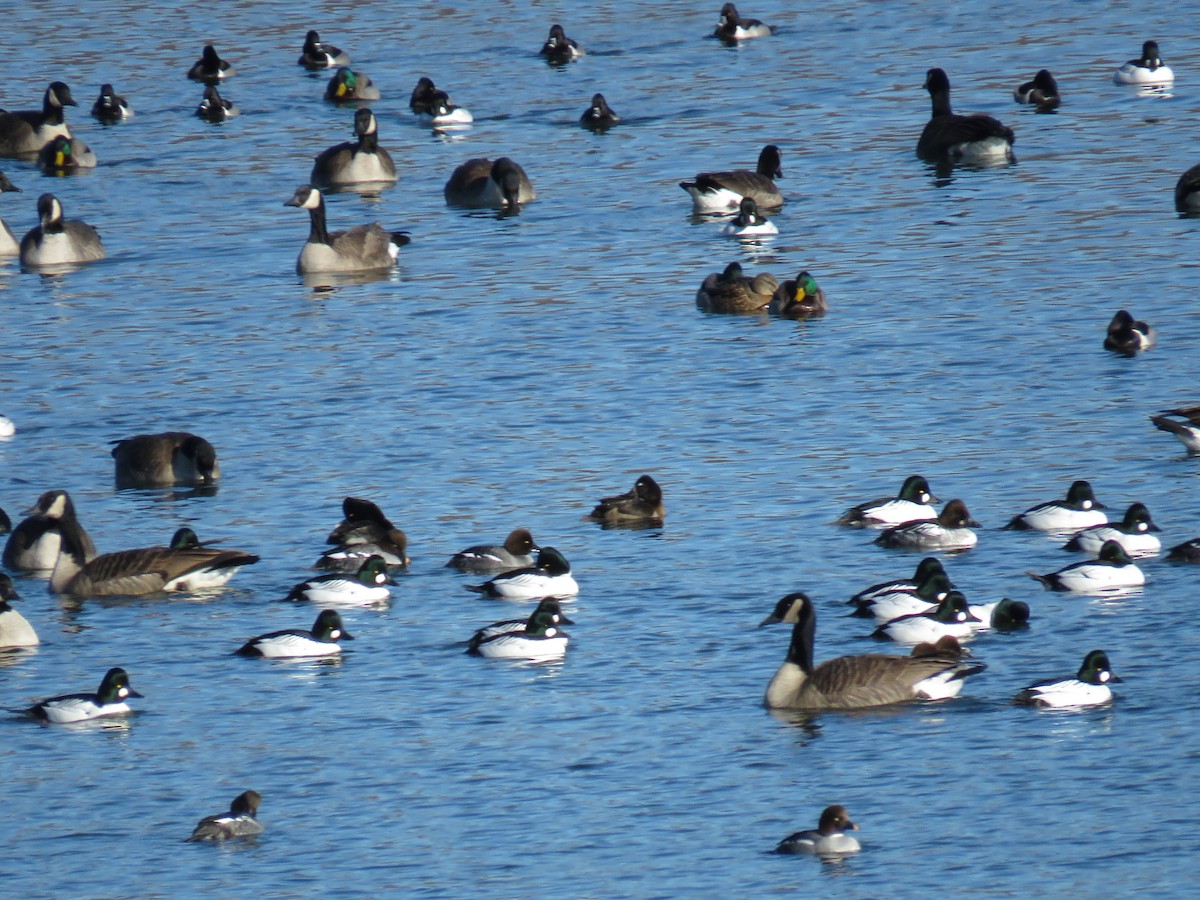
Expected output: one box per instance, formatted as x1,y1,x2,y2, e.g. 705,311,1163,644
469,597,574,643
918,68,1014,164
580,93,620,130
586,474,665,524
775,805,860,856
187,44,236,83
846,557,950,608
1013,69,1060,112
1005,480,1107,532
1064,502,1160,558
1176,162,1200,214
835,474,939,528
90,83,132,123
1028,540,1144,592
446,528,538,573
0,574,39,647
28,667,142,723
540,24,582,64
1016,650,1120,708
1150,404,1200,454
874,499,978,551
196,86,238,121
714,4,774,43
1104,310,1154,356
721,197,778,237
1114,40,1174,85
468,605,570,661
1167,537,1200,562
695,262,778,314
236,609,353,658
3,489,97,573
769,271,827,319
850,568,953,622
186,791,263,842
464,546,578,600
680,144,783,213
325,67,380,103
286,555,393,605
872,591,980,644
298,30,349,69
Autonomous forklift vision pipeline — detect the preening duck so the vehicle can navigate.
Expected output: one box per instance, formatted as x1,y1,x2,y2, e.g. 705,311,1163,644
1104,309,1154,356
1013,69,1060,112
917,68,1014,164
298,30,349,69
284,185,409,274
695,262,777,313
187,44,235,83
586,474,665,524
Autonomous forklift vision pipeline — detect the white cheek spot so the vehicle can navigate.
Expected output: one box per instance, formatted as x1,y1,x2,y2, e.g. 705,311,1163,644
1082,500,1093,510
330,629,341,640
955,612,967,622
373,574,386,584
920,492,930,503
118,687,129,699
1137,522,1147,532
1099,671,1110,683
543,627,557,638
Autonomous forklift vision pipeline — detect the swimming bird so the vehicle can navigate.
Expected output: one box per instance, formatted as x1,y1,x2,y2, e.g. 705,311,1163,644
285,555,393,605
775,805,860,856
315,528,410,571
298,30,349,69
849,568,953,622
763,593,985,710
679,144,783,213
0,170,20,255
1166,538,1200,562
835,475,939,528
195,85,238,121
111,431,220,488
0,574,39,647
769,271,827,318
580,93,619,130
845,557,950,609
1150,404,1200,454
311,108,397,187
1104,309,1155,356
910,634,970,660
409,77,439,114
19,193,104,267
325,497,401,546
979,598,1030,632
416,90,473,126
236,609,353,658
1063,502,1160,558
540,24,582,64
186,791,263,842
1013,69,1060,112
917,68,1014,164
1016,650,1120,708
284,185,409,274
37,135,94,173
443,157,536,210
695,262,778,313
587,474,665,524
468,597,573,643
720,196,778,236
3,489,97,573
90,83,132,123
1005,480,1106,532
446,528,538,573
468,605,570,660
1027,539,1144,592
1114,40,1173,85
872,591,980,644
1175,162,1200,214
464,546,578,600
874,499,978,551
27,667,142,723
325,67,380,103
714,4,774,43
187,44,236,83
0,82,94,161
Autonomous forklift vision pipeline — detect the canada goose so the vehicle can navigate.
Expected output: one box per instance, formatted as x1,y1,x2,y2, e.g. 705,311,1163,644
769,271,827,319
236,609,353,658
540,24,582,64
19,193,104,267
763,592,985,710
1175,162,1200,214
284,184,409,274
836,475,938,528
0,82,94,162
325,67,380,103
27,667,142,723
695,262,778,313
110,431,221,488
0,170,20,255
0,573,39,647
91,83,132,123
1013,69,1060,112
186,791,263,842
774,805,860,856
580,93,619,130
37,135,96,173
298,30,349,69
447,528,539,573
443,157,536,210
1104,309,1154,356
714,4,774,43
311,108,397,187
587,474,665,523
187,44,236,83
195,85,239,121
680,144,783,213
1150,405,1200,454
918,68,1014,164
3,489,97,572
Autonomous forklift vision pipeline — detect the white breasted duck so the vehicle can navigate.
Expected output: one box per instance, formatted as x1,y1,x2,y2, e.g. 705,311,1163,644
775,805,860,856
186,791,264,842
1064,503,1160,558
1176,163,1200,215
1104,310,1154,356
196,86,238,121
469,597,573,643
918,68,1014,164
325,67,380,103
27,667,142,723
91,83,132,123
581,93,620,130
1114,40,1173,85
3,489,97,573
1013,69,1060,112
447,528,538,573
714,4,774,43
1005,480,1107,532
311,108,398,187
540,24,582,64
720,197,778,236
0,82,94,161
236,609,353,658
285,185,409,274
968,597,1031,632
769,271,827,319
680,144,783,213
695,262,777,314
187,44,236,83
846,557,950,608
468,604,571,661
444,157,536,210
298,30,349,69
1016,650,1120,708
417,89,473,126
19,193,104,268
0,574,39,648
850,568,953,622
874,499,978,551
1150,404,1200,454
1028,539,1144,592
464,546,578,600
835,474,939,528
0,170,20,255
286,555,393,605
111,431,220,488
586,474,665,524
872,591,980,644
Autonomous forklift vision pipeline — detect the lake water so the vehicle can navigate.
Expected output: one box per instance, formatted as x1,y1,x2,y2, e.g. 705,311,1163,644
3,1,1200,895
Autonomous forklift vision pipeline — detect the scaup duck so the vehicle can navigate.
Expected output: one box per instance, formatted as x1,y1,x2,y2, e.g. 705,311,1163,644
324,497,410,552
680,144,783,213
872,591,980,644
0,82,93,161
1028,539,1143,591
1016,650,1120,708
286,554,393,605
1150,404,1200,454
874,499,978,551
714,4,774,43
695,262,778,313
311,108,397,187
1005,480,1106,532
28,667,142,723
298,30,349,69
464,546,578,600
195,86,238,121
918,68,1014,164
111,431,220,488
19,192,104,268
1063,502,1160,558
187,44,235,83
581,93,620,130
0,574,39,648
1176,162,1200,214
285,185,409,274
835,475,939,528
769,271,827,318
1013,69,1060,112
540,24,582,64
3,489,97,573
1114,41,1173,85
775,805,860,856
720,196,778,236
90,83,132,123
447,528,538,573
468,597,573,643
186,791,263,842
444,157,536,210
468,605,570,660
237,609,353,658
845,557,950,608
0,170,20,256
587,474,665,524
37,135,95,172
1104,309,1154,356
325,67,380,102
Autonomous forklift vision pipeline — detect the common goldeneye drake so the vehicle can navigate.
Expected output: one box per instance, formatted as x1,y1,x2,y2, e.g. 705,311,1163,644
1063,502,1160,558
286,555,393,605
850,567,953,622
917,68,1014,164
681,145,783,213
468,605,570,660
27,667,142,723
1167,537,1200,562
874,499,978,551
236,609,353,658
1028,539,1144,591
835,474,939,528
1016,650,1120,708
91,84,133,123
187,44,236,83
1005,480,1107,532
111,431,220,488
769,271,827,318
1149,405,1200,454
298,30,349,69
1114,40,1174,85
186,791,264,842
1104,309,1154,356
695,262,778,313
775,806,859,856
1013,69,1060,112
464,546,578,600
587,474,665,524
968,597,1031,632
446,528,538,573
469,597,574,642
872,591,980,644
845,557,950,608
714,4,774,43
0,574,39,647
539,24,582,64
3,489,97,573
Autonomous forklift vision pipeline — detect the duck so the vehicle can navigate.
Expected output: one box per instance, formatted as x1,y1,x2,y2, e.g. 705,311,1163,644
1166,538,1200,562
695,262,778,313
911,634,970,660
19,193,104,267
1175,162,1200,214
848,568,953,622
679,144,784,213
917,68,1014,164
1063,502,1161,558
580,93,619,129
446,528,538,573
1027,539,1144,592
409,77,440,114
464,546,578,600
1150,404,1200,454
284,185,409,274
90,83,132,123
763,592,985,710
325,67,380,103
314,529,410,572
285,555,393,605
468,605,570,660
1005,480,1106,532
468,597,573,643
720,197,778,236
1104,309,1154,356
714,4,774,43
1114,40,1173,85
37,135,95,173
0,574,39,648
845,557,950,609
874,499,978,551
3,489,97,573
111,431,220,488
236,609,353,658
195,85,239,121
325,497,401,546
186,791,263,842
835,475,938,528
540,24,582,64
187,44,236,83
1016,650,1120,708
872,591,980,644
0,82,94,161
0,170,20,256
769,271,827,318
27,667,142,723
586,474,665,524
980,598,1030,632
443,157,536,210
417,90,474,126
311,108,397,187
774,806,860,856
1013,69,1060,112
298,30,349,69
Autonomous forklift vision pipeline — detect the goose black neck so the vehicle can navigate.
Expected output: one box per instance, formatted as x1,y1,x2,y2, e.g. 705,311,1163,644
307,198,331,245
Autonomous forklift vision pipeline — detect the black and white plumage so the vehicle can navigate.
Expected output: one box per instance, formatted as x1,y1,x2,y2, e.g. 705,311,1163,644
845,557,950,609
317,496,409,571
775,805,860,856
680,144,783,213
284,185,409,274
0,82,94,161
311,108,397,187
186,791,263,842
468,602,572,660
1175,162,1200,214
1013,69,1060,112
444,157,536,210
848,568,953,622
540,24,582,64
917,68,1014,164
872,591,980,644
468,597,573,645
3,489,97,573
1167,537,1200,562
1150,404,1200,454
1104,310,1154,356
1016,650,1120,708
586,474,665,524
0,573,39,648
298,30,349,69
0,170,20,256
1114,40,1173,85
91,83,132,123
1005,480,1106,532
720,196,778,237
835,475,939,528
874,499,979,551
286,555,393,605
195,85,238,121
325,67,380,103
237,609,353,658
19,193,104,268
1064,502,1161,558
580,93,620,130
187,44,236,83
464,546,578,600
714,4,774,43
111,431,220,488
28,667,142,724
1028,540,1144,592
446,528,538,573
